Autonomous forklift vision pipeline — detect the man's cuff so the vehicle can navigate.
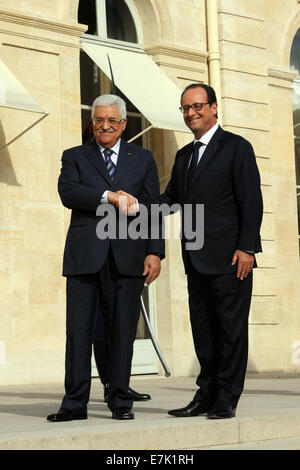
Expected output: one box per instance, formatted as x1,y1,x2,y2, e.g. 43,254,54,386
147,252,163,259
101,190,109,203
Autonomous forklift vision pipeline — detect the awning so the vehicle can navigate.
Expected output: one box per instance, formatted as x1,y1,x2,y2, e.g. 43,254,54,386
82,42,187,137
0,57,48,150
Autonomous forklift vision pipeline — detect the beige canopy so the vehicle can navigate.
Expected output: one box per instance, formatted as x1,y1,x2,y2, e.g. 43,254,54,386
82,41,187,140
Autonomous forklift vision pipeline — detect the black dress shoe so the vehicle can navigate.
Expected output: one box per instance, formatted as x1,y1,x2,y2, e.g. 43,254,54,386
207,401,236,419
112,407,135,420
104,385,151,402
127,387,151,401
47,408,87,422
168,400,210,417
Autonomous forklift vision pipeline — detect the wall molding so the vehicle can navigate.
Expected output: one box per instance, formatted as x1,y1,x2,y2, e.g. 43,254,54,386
268,66,298,90
268,66,298,82
219,9,265,23
144,43,208,63
0,8,86,38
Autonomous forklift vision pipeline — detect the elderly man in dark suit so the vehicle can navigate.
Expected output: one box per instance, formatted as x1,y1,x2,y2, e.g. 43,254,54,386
162,83,263,419
47,94,164,422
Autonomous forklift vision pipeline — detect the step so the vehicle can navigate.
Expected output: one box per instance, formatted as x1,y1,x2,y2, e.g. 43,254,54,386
0,374,300,450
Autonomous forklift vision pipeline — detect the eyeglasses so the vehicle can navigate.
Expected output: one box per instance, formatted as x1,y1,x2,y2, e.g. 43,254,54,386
92,117,125,127
179,103,211,114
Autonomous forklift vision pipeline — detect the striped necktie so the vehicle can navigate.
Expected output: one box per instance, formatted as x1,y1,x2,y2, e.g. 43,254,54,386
103,148,116,181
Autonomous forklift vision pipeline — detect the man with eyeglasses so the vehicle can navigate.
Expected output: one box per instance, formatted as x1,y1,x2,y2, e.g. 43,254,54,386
47,94,164,422
161,83,263,419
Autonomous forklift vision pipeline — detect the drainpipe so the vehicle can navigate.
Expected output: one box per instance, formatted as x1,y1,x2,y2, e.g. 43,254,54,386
206,0,223,124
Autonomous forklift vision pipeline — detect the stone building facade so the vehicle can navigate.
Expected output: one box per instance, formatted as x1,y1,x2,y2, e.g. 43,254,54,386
1,0,300,385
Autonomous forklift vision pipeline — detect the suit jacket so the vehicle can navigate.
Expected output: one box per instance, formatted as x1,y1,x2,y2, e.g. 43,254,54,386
58,139,164,277
161,126,263,274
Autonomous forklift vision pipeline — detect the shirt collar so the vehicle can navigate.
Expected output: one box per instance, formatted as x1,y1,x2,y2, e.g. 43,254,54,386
96,138,121,155
194,123,219,146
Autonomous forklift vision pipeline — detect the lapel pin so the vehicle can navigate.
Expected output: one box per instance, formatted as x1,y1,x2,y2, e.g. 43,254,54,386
128,152,132,156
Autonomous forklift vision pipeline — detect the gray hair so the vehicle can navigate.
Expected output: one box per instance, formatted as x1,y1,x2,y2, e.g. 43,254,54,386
91,94,127,119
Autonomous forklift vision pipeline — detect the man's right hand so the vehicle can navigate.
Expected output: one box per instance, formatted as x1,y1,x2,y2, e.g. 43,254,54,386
231,249,254,280
108,190,138,215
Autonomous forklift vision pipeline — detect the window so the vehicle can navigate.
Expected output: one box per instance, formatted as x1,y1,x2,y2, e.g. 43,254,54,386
290,29,300,253
78,0,146,146
106,0,138,43
78,0,97,35
78,0,138,43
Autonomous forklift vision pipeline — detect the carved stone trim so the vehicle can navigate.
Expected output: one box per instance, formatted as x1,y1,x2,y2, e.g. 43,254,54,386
0,8,86,37
144,43,208,63
268,67,298,82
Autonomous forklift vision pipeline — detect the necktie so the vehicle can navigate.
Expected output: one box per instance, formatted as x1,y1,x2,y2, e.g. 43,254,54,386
187,141,202,187
103,148,116,181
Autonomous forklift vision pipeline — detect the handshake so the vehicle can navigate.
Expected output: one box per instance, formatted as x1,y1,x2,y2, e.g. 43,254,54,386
107,190,139,215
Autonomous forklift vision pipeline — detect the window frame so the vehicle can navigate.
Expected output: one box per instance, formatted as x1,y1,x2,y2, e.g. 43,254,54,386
80,0,143,50
79,0,148,145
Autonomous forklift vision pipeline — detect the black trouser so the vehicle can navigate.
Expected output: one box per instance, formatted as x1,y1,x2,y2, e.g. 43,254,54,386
93,293,110,386
187,266,253,407
61,254,144,412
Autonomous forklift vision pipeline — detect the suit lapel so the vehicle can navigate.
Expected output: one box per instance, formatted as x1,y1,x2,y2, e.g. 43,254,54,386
84,140,111,184
197,126,224,173
189,126,225,187
111,139,134,188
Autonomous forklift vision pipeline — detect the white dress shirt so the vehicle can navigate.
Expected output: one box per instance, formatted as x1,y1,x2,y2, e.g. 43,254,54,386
97,139,138,212
190,122,219,166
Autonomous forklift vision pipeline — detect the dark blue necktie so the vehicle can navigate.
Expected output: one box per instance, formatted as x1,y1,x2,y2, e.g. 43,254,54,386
103,148,116,181
187,141,202,186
